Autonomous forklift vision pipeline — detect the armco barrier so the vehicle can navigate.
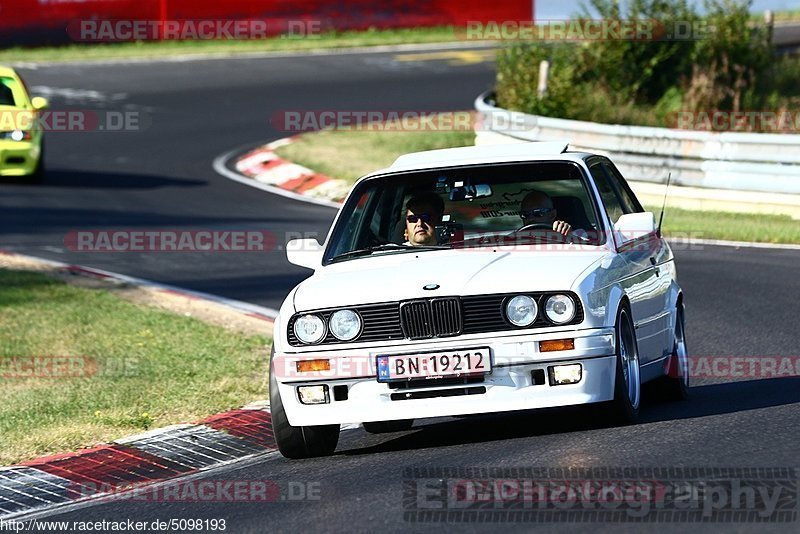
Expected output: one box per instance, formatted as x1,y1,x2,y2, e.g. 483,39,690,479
0,0,531,46
474,92,800,195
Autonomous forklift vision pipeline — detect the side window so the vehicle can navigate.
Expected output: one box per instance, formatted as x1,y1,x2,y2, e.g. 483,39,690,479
600,161,643,213
0,78,16,106
329,189,371,257
589,163,625,226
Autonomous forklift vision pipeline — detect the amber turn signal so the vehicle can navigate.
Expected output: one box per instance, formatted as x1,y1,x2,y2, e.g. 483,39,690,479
539,338,575,352
296,359,331,373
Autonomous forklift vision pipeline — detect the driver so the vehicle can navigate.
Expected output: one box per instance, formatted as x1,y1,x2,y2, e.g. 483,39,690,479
403,192,444,246
519,190,573,237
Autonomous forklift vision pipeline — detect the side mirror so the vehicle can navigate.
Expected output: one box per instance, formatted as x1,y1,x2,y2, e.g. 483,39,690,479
286,238,323,269
614,212,656,245
31,97,48,110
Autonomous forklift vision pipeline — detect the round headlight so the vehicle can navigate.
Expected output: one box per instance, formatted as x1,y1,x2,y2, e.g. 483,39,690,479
293,314,326,344
545,294,576,324
506,295,537,327
329,309,362,341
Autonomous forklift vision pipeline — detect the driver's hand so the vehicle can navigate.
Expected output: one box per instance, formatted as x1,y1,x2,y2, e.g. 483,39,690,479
553,220,571,236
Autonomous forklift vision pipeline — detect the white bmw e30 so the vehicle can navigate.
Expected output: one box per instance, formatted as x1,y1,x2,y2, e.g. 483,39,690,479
269,142,689,459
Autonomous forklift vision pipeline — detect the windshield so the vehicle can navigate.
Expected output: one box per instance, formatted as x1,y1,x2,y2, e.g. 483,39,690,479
324,161,603,264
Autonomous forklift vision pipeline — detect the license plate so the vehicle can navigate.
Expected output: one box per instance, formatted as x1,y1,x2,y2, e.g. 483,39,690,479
376,348,491,382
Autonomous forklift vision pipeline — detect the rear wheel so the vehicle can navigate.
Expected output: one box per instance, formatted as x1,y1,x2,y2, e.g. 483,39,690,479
654,303,690,401
362,420,414,434
604,304,641,424
269,348,339,459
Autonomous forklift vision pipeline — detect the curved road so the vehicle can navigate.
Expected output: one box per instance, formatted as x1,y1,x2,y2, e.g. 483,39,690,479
3,49,799,532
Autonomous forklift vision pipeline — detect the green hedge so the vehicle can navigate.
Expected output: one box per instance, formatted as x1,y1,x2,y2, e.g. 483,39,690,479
496,0,800,130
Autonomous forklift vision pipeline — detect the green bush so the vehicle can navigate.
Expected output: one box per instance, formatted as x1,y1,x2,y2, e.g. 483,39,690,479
495,0,798,130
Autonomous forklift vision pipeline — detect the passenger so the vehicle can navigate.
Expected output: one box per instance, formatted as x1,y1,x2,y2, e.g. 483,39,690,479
519,190,573,238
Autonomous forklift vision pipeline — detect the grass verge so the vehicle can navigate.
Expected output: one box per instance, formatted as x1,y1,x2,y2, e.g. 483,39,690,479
273,121,476,183
1,27,472,63
0,269,270,465
644,205,800,244
273,125,800,244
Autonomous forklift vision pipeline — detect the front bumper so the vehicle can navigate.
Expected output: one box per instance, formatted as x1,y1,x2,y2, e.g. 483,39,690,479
272,328,617,426
0,140,39,176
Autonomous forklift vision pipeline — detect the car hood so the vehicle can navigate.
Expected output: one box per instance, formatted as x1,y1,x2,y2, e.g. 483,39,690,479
292,247,610,312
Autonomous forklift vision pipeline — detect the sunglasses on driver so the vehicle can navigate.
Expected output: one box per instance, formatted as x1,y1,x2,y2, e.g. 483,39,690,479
406,213,434,224
520,207,555,220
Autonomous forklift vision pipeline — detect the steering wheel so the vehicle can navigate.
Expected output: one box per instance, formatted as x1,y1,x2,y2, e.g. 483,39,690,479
509,222,567,243
515,222,554,233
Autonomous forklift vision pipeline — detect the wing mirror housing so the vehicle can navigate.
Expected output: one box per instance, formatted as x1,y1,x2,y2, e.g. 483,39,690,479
613,212,656,248
286,238,323,269
31,96,49,110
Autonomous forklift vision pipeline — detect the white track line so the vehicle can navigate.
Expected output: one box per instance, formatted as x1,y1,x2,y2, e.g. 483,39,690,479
1,250,279,319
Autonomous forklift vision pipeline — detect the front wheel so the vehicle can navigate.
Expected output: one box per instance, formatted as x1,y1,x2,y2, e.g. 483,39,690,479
269,354,339,459
604,304,641,424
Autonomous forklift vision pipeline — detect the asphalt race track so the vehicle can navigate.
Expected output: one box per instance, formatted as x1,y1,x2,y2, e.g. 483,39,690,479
3,49,497,309
3,49,800,532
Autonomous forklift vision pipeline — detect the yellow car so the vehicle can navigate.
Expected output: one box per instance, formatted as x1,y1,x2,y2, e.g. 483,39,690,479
0,66,48,181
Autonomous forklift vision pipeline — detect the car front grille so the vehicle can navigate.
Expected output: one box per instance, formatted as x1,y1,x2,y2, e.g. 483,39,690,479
400,298,462,339
287,292,583,346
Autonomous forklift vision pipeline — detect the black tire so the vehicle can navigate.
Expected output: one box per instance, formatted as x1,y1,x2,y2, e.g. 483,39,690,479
604,303,641,424
362,419,414,434
654,303,690,401
269,349,339,459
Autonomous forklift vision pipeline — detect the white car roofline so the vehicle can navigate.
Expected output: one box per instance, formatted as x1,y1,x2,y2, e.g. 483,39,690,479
358,152,596,185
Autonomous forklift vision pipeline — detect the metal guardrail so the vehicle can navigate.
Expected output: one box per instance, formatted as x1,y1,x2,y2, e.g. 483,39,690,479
474,93,800,195
773,21,800,51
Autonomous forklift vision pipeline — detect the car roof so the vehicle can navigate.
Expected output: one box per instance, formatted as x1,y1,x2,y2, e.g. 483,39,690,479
362,142,595,180
0,66,19,78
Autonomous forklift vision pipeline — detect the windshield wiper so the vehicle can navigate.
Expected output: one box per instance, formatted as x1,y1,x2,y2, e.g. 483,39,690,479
329,243,447,263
